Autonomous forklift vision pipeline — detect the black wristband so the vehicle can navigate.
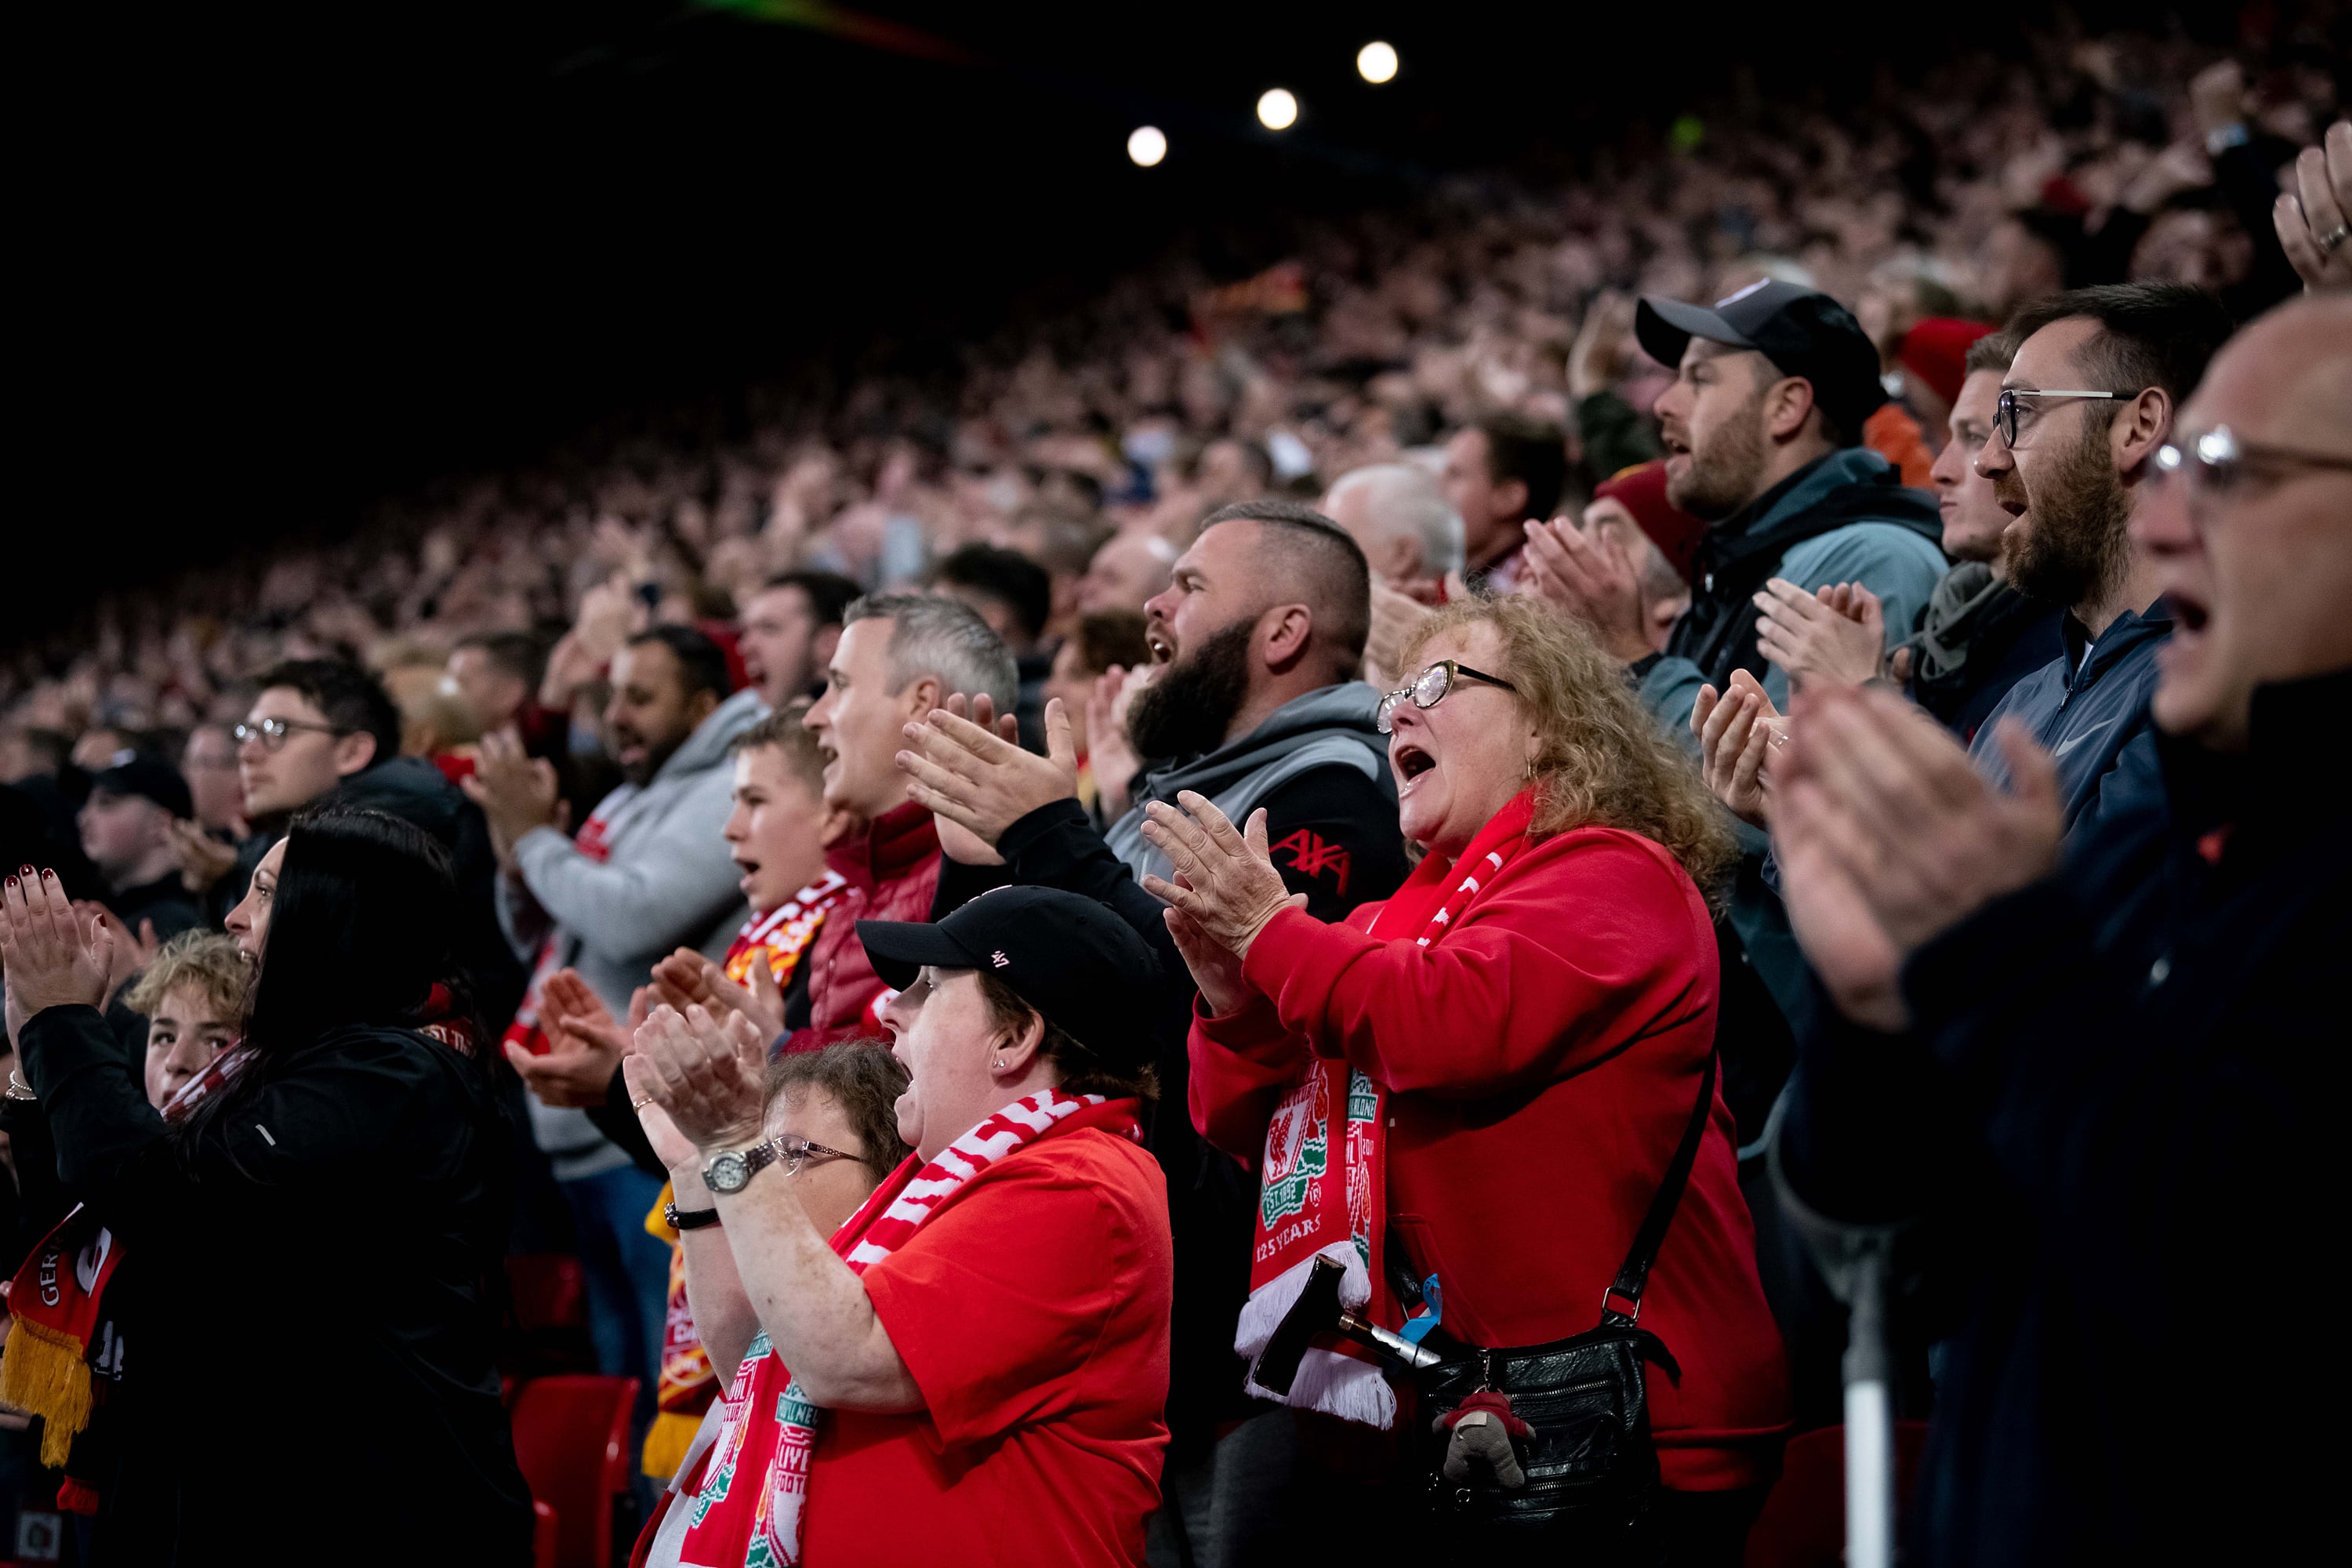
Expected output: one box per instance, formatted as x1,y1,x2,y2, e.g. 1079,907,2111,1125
666,1200,722,1232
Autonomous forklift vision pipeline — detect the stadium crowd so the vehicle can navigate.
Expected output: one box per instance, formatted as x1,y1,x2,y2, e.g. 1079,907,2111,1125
1,18,2347,1568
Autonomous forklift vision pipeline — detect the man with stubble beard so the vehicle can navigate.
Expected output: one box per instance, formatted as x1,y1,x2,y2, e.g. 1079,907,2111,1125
1968,282,2236,834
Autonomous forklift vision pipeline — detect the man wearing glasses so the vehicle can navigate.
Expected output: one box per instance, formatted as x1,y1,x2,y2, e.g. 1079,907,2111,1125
1767,276,2352,1568
206,658,524,1021
1965,282,2237,835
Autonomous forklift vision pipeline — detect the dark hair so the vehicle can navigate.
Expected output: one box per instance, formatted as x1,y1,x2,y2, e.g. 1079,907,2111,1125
2003,282,2235,416
453,631,546,691
1474,413,1569,523
624,625,735,702
760,570,862,630
931,543,1054,644
1963,328,2020,376
764,1040,914,1178
1070,610,1151,677
729,699,826,795
254,659,401,773
1199,499,1373,667
975,971,1159,1107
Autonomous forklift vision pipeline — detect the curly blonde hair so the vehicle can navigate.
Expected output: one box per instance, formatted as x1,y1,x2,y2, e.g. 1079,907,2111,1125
122,929,253,1025
1399,596,1737,903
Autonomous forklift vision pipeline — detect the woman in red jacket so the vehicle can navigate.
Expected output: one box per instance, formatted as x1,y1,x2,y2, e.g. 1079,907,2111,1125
1145,594,1789,1564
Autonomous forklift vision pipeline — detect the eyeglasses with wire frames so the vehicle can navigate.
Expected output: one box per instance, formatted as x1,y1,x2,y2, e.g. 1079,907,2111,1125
2154,424,2352,516
232,717,346,751
1374,659,1519,735
1993,387,2138,448
775,1132,863,1175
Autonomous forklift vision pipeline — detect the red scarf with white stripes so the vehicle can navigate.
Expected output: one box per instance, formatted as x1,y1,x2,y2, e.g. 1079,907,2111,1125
501,797,620,1058
1234,789,1537,1428
673,1088,1142,1567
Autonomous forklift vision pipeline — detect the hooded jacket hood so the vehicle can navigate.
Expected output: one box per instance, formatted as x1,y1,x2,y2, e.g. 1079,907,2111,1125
1105,681,1394,883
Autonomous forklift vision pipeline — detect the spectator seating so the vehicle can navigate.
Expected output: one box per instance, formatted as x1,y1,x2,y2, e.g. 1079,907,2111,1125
511,1374,641,1568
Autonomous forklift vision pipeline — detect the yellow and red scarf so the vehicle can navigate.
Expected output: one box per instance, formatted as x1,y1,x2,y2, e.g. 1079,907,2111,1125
641,873,849,1479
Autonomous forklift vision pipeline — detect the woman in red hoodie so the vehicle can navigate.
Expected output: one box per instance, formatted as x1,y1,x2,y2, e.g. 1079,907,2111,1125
1146,594,1788,1565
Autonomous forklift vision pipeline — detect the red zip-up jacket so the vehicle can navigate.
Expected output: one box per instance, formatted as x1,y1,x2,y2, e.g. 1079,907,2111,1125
1190,822,1790,1491
784,799,942,1053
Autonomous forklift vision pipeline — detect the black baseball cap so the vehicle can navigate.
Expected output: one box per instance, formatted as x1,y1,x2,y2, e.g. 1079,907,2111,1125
857,886,1162,1066
1635,278,1888,438
87,753,192,821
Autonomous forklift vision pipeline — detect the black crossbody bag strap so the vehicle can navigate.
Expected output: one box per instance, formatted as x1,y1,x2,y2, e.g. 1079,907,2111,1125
1599,1042,1718,1324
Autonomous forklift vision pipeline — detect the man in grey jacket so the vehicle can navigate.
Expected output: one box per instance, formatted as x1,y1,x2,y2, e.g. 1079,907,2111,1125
466,622,764,1399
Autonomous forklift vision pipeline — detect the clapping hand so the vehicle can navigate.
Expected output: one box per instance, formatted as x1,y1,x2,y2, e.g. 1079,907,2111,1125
625,1004,768,1155
1691,670,1785,829
1086,666,1150,820
1772,688,2062,1029
503,967,633,1108
651,947,786,1044
460,729,562,862
1139,793,1304,957
169,818,239,896
1519,515,1654,662
1753,579,1885,691
0,871,117,1040
2274,121,2352,293
898,692,1078,862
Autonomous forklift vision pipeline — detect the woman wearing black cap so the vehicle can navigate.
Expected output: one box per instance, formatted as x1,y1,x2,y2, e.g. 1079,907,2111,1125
626,884,1176,1567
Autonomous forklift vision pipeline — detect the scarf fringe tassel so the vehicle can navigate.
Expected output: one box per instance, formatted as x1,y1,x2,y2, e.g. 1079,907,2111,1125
1,1316,96,1468
1234,1242,1396,1430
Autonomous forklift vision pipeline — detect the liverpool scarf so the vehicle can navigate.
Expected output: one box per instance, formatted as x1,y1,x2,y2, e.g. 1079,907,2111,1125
502,795,620,1058
1233,789,1537,1428
668,1090,1142,1568
641,874,851,1479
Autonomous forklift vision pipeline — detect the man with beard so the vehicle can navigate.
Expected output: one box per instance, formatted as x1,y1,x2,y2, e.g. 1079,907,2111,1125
883,499,1410,1563
1965,283,2236,833
466,623,766,1403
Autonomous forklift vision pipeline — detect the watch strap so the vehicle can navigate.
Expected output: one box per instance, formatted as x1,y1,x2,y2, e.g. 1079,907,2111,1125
666,1200,722,1231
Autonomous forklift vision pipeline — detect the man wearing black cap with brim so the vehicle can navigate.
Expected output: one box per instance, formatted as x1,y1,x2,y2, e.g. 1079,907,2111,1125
626,884,1175,1565
78,753,205,943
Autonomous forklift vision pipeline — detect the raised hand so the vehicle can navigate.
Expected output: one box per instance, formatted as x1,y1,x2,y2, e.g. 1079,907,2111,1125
169,818,241,896
1163,898,1253,1018
1087,666,1148,819
2274,122,2352,293
0,870,117,1023
625,1004,768,1153
459,728,561,862
1753,579,1885,691
503,967,628,1108
1139,795,1305,956
898,694,1079,859
1691,670,1784,829
1519,515,1653,662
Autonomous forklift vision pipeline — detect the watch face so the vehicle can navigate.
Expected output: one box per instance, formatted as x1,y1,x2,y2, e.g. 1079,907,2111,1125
706,1150,751,1193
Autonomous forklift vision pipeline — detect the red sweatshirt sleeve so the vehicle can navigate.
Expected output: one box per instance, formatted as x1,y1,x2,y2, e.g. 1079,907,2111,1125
1238,830,1710,1101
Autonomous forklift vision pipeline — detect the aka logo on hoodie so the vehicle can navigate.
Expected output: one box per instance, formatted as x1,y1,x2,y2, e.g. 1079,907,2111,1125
1270,829,1352,900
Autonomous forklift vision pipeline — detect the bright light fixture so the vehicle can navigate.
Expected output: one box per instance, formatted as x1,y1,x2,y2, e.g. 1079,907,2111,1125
1357,42,1399,84
1127,125,1167,167
1257,88,1298,131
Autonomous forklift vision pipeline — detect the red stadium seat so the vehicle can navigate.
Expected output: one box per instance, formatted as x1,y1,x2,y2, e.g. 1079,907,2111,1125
532,1499,561,1568
508,1253,588,1329
1743,1420,1929,1568
511,1374,640,1568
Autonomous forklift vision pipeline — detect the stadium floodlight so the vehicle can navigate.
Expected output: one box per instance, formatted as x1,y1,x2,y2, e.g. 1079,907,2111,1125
1256,89,1299,131
1357,42,1399,84
1127,125,1168,167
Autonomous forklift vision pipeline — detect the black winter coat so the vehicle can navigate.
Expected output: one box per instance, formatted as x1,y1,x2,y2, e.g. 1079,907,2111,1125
17,1007,533,1566
1777,669,2350,1564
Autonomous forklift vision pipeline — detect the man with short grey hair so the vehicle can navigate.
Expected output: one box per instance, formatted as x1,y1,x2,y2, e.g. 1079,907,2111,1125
787,593,1016,1051
1322,462,1465,582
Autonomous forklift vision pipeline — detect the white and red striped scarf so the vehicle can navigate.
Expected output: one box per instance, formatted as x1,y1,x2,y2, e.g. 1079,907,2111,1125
1234,789,1537,1428
666,1087,1142,1568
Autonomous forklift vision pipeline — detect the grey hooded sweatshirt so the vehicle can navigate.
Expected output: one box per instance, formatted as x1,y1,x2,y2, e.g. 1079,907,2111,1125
1104,681,1399,894
497,686,767,1180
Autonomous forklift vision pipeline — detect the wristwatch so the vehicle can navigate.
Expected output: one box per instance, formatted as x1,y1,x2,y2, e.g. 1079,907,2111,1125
666,1200,721,1231
701,1137,784,1196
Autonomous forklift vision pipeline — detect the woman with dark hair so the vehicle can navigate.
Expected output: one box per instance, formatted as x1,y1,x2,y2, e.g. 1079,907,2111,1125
0,807,531,1565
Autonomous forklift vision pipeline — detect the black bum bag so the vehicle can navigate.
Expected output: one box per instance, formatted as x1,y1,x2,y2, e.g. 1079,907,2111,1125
1408,1045,1715,1548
